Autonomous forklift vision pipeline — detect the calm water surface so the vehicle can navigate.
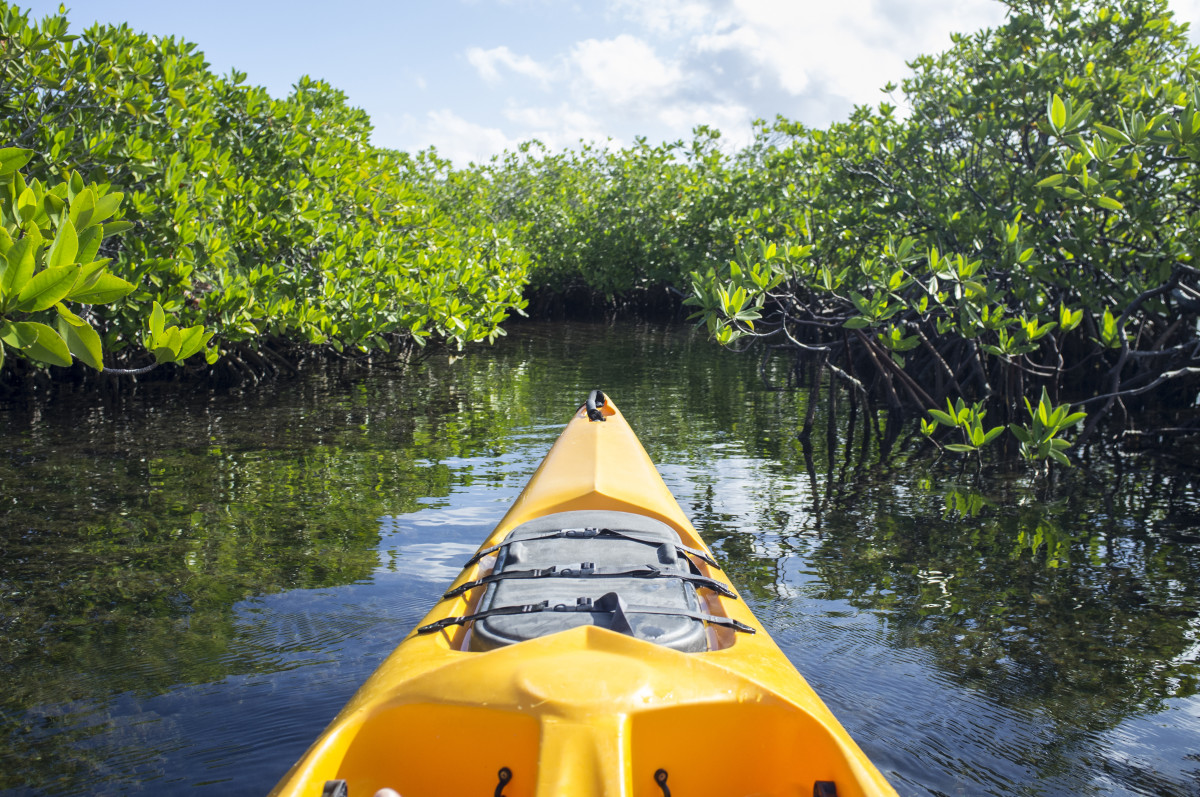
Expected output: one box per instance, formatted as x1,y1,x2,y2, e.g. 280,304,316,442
1,321,1198,796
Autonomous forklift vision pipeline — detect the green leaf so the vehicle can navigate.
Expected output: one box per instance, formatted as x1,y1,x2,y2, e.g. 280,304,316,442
981,426,1005,445
76,225,104,264
0,148,34,177
149,302,166,338
1035,174,1067,188
176,325,212,360
47,216,78,268
57,315,103,370
151,327,183,363
23,322,73,366
1048,448,1072,466
69,273,135,304
54,301,84,326
928,409,957,427
0,320,38,349
1095,196,1123,212
843,316,871,329
90,192,123,226
1094,123,1129,144
16,264,79,312
42,192,65,223
2,237,35,299
1050,94,1067,131
76,258,111,289
102,220,134,238
152,345,176,364
945,443,977,453
16,186,38,225
68,188,95,229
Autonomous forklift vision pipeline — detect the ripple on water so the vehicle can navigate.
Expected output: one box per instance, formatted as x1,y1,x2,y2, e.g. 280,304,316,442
22,576,443,796
374,541,480,583
758,597,1057,797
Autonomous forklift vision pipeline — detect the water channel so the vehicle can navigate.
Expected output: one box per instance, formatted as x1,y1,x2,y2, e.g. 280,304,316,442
2,320,1198,796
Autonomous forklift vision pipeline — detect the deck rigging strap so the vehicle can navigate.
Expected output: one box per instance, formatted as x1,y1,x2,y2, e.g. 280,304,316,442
417,591,756,636
465,528,719,568
443,563,736,599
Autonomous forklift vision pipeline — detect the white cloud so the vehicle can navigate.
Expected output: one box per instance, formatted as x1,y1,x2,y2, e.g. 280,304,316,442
1172,0,1200,33
608,0,1013,115
612,0,722,36
410,109,522,165
687,0,1008,105
396,0,1020,162
466,45,554,87
501,104,610,149
570,35,683,107
656,101,753,146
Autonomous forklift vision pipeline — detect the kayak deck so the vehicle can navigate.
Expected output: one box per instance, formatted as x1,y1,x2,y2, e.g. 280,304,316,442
450,509,731,653
269,395,898,797
314,628,884,797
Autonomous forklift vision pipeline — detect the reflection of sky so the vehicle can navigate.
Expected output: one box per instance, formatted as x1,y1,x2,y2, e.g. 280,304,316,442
658,454,815,561
1095,699,1200,795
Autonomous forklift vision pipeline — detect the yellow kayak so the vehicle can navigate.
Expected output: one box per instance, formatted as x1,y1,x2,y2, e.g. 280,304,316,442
270,392,898,797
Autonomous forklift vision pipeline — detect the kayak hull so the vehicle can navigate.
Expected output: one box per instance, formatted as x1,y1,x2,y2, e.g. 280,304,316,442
270,398,898,797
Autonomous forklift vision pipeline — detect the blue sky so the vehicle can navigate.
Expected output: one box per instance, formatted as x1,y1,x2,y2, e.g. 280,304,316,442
19,1,1200,164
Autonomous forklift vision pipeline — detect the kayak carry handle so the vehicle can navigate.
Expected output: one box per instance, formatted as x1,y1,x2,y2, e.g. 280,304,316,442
585,389,607,421
655,768,671,797
495,766,512,797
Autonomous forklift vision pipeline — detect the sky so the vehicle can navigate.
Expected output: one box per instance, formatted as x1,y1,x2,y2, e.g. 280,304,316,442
17,0,1200,165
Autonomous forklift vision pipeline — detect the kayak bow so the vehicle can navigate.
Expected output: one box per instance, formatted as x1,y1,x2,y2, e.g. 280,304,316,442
270,392,898,797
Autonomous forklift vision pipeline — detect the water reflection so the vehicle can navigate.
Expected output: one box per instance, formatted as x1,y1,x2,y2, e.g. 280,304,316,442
1,321,1198,796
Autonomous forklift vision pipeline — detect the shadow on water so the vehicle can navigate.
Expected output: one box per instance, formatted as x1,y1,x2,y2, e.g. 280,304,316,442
1,320,1199,795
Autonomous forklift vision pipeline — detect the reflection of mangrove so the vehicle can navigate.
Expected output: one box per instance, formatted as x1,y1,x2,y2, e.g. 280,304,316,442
792,419,1200,729
0,362,537,790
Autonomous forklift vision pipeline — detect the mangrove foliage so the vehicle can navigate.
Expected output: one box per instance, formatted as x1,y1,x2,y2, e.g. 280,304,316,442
4,0,1200,459
683,0,1200,459
0,2,527,384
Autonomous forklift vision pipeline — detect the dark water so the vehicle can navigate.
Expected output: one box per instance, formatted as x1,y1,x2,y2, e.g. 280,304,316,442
2,321,1199,796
